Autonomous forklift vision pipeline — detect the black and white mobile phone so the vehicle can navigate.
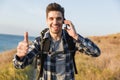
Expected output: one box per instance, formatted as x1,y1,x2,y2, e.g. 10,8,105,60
63,18,70,29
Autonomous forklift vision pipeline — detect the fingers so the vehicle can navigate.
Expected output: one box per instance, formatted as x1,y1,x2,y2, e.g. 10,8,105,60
64,20,75,30
24,32,28,43
16,41,29,58
63,20,72,27
17,41,29,50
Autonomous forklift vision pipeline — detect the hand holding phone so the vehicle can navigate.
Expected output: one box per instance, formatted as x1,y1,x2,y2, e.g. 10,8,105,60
63,19,78,40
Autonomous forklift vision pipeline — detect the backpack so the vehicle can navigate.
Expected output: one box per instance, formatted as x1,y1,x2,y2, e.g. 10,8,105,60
34,28,78,80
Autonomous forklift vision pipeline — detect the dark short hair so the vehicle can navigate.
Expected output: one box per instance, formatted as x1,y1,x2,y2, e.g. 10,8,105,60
46,3,65,19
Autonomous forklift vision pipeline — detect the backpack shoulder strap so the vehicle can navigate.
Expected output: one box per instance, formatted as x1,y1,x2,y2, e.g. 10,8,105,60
64,31,76,51
36,28,51,80
64,30,78,74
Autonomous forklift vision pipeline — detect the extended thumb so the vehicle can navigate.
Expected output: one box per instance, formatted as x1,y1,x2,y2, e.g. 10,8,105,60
24,32,28,43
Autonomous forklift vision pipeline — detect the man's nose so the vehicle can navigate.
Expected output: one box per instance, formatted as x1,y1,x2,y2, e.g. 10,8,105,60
53,19,57,24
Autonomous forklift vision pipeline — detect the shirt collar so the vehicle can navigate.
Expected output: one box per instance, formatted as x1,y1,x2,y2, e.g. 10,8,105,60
43,30,50,39
43,29,66,40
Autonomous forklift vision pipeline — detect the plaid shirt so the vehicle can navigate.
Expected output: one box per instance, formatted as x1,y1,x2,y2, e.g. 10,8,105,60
13,30,101,80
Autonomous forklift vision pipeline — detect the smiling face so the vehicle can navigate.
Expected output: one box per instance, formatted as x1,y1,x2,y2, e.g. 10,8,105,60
46,11,64,34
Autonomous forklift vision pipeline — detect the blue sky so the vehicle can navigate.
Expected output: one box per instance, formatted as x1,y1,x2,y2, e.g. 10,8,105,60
0,0,120,37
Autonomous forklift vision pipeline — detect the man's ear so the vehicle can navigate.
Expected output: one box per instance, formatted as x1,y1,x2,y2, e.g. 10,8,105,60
63,18,66,24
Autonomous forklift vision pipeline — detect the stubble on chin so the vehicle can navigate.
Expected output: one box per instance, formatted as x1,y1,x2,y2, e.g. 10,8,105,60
51,28,62,34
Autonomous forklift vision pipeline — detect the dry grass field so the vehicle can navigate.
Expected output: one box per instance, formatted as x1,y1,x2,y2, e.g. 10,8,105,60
75,33,120,80
0,49,34,80
0,33,120,80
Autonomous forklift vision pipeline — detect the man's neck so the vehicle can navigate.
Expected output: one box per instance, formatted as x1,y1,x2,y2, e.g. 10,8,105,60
50,31,62,41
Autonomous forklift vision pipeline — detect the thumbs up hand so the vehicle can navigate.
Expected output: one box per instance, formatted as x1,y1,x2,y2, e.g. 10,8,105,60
16,32,29,59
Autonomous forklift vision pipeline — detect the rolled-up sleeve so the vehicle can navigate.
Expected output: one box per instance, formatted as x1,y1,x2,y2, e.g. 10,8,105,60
13,38,41,69
75,34,101,57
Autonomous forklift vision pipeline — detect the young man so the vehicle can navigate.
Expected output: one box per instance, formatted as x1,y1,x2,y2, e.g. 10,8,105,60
13,2,100,80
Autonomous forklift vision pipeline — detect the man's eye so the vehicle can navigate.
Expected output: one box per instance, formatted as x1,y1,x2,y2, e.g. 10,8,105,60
57,17,62,21
49,18,53,21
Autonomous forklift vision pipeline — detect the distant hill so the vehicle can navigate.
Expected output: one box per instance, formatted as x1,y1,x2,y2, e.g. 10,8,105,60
89,33,120,53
